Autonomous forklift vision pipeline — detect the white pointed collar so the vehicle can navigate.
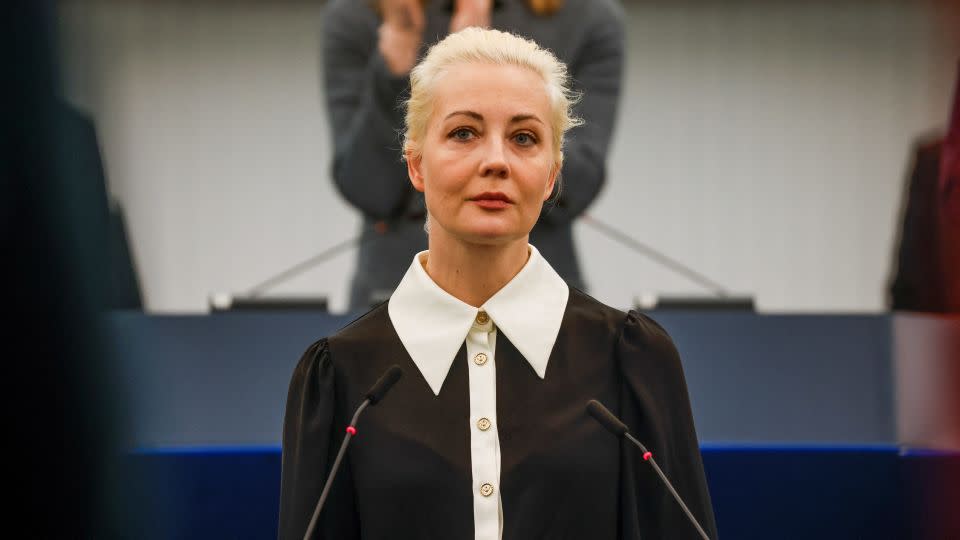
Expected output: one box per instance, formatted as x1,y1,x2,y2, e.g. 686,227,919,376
388,245,569,395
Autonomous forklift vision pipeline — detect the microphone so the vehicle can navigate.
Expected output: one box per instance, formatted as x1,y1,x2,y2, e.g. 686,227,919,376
366,365,403,404
586,400,711,540
586,399,628,436
303,366,404,540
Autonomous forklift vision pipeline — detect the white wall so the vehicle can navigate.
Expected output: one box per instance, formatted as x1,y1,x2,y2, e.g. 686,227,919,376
59,0,960,313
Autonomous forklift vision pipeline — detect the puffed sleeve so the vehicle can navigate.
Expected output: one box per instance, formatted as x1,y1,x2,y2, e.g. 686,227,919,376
278,339,360,540
616,312,719,540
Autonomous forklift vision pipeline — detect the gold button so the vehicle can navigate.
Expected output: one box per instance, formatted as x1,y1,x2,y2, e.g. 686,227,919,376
477,417,492,431
473,352,488,366
475,311,489,325
479,483,494,497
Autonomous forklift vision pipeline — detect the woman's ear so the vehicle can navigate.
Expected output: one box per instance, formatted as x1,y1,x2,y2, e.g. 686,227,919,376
407,149,426,193
543,162,560,201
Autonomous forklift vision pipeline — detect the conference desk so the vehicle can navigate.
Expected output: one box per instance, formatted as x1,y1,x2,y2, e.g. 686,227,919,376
108,310,960,539
125,445,958,539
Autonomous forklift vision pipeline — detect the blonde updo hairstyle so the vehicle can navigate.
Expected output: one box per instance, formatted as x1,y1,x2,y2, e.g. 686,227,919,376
402,27,582,169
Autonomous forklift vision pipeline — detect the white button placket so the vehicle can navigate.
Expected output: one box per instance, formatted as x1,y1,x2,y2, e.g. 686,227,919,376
466,311,501,540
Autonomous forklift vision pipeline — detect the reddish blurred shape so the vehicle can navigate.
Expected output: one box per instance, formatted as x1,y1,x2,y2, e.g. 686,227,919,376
890,61,960,313
940,61,960,311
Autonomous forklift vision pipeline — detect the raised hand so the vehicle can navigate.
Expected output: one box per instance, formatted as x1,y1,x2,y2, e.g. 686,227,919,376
449,0,492,34
377,0,426,76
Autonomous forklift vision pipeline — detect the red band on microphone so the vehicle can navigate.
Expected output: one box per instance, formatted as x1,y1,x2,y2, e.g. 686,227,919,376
346,426,357,436
643,451,652,461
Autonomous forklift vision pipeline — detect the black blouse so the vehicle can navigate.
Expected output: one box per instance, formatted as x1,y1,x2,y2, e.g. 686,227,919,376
279,288,718,539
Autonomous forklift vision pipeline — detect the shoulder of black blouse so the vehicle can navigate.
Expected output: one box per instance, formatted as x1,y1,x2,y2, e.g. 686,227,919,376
567,287,678,360
330,301,389,338
302,336,329,358
326,300,392,349
620,310,682,365
289,337,331,388
566,286,628,326
565,287,636,352
336,300,389,333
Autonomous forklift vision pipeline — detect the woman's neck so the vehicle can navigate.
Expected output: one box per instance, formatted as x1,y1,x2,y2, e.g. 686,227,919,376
424,232,530,308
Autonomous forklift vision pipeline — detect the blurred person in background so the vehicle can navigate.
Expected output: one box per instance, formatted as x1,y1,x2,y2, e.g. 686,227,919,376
323,0,624,309
890,61,960,313
937,63,960,312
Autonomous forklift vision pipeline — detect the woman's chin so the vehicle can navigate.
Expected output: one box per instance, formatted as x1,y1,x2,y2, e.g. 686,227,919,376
432,213,531,245
457,225,526,245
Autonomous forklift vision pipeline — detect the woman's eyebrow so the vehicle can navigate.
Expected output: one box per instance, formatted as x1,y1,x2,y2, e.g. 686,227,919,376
510,114,543,125
444,110,483,121
442,111,544,125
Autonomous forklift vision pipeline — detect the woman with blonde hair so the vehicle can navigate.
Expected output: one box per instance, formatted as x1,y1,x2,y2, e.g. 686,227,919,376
324,0,624,309
281,27,717,540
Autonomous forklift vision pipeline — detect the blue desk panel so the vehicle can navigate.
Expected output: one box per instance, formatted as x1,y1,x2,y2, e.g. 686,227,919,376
123,446,960,540
108,311,896,446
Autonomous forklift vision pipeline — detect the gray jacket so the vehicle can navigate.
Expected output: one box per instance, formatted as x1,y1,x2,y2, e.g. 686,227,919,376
323,0,624,309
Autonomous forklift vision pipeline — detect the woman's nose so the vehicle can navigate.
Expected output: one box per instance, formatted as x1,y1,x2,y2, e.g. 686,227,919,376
479,139,509,178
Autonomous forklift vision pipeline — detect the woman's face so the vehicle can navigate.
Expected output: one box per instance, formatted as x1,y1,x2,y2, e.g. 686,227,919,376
407,62,559,246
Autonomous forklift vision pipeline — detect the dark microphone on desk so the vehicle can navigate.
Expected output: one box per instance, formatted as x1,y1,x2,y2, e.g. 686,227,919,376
586,400,712,540
303,365,403,540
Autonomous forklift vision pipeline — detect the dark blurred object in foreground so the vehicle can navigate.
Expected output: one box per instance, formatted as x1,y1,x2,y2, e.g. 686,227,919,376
2,1,135,537
56,94,144,311
889,61,960,313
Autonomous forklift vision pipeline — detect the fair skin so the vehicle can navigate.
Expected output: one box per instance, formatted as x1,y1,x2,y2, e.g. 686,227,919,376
378,0,493,76
406,62,559,307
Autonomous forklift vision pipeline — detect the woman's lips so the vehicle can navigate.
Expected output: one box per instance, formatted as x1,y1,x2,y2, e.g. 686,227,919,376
471,199,511,209
469,192,513,210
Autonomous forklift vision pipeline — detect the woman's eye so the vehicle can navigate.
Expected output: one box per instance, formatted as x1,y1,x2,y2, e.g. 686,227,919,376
514,132,536,146
451,128,475,141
